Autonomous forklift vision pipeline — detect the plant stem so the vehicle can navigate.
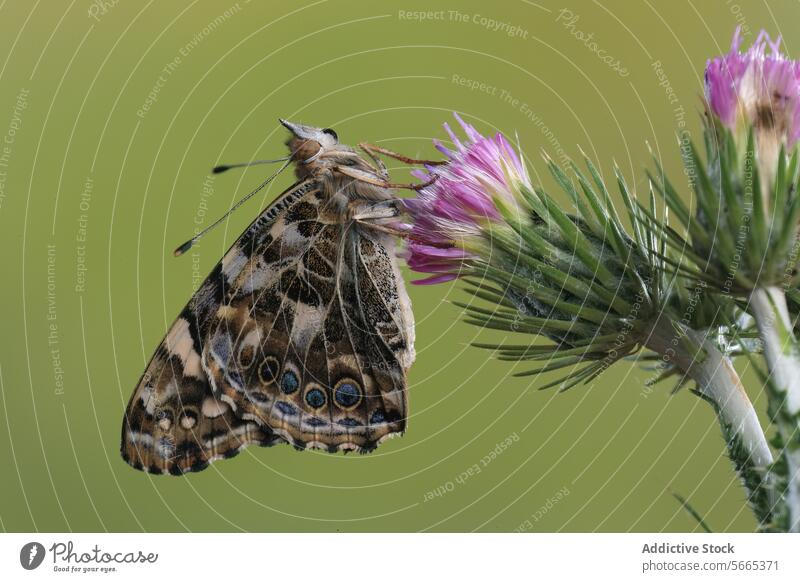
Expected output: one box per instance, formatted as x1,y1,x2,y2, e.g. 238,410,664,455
749,286,800,531
645,316,773,526
646,317,773,466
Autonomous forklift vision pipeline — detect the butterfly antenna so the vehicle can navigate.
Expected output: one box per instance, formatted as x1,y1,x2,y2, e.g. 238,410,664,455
174,158,293,257
212,156,290,174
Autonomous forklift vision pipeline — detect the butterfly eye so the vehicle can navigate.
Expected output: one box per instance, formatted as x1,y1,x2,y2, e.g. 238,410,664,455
322,128,338,142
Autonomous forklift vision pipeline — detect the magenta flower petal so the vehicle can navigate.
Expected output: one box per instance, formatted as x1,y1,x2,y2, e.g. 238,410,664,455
404,114,529,285
705,27,800,146
442,123,464,152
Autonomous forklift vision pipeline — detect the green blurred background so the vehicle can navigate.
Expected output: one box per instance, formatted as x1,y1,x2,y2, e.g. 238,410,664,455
0,0,794,532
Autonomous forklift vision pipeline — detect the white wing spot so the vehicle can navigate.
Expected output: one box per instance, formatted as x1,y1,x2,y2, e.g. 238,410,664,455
201,397,229,419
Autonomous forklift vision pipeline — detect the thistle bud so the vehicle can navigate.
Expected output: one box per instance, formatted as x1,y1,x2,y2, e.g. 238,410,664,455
705,28,800,189
404,115,662,389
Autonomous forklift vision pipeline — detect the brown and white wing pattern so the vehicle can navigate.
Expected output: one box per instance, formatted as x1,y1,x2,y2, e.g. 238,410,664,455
120,324,282,475
202,185,415,453
121,177,415,474
121,180,314,474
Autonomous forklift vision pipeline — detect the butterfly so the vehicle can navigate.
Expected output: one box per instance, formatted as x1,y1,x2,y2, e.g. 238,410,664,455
121,119,441,475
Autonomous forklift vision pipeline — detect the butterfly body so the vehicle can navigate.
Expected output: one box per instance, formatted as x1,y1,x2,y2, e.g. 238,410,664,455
122,121,415,475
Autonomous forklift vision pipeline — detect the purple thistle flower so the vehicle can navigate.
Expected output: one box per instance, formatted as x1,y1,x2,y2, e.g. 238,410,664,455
404,114,530,285
705,27,800,147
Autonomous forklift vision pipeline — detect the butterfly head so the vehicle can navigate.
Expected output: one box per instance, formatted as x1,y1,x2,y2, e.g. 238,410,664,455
280,118,344,169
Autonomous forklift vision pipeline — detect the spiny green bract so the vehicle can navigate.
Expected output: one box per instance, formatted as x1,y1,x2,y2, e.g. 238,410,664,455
649,119,800,295
462,154,668,390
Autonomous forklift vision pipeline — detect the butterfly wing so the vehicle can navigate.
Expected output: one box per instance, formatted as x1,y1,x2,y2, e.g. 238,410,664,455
202,181,415,452
120,323,282,474
121,180,315,474
122,177,415,474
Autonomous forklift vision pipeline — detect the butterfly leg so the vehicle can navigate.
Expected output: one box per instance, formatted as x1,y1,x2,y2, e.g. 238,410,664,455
359,222,410,237
359,142,446,166
358,144,390,179
350,199,410,237
335,165,437,191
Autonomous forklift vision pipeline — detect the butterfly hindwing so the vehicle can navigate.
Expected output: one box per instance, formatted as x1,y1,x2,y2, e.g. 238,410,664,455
202,182,414,452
